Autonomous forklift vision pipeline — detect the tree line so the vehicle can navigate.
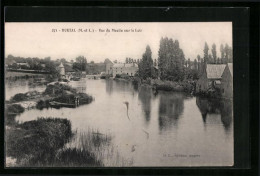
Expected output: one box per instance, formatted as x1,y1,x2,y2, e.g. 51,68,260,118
137,38,233,82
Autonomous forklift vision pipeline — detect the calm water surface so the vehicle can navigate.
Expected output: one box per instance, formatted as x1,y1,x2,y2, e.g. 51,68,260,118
7,78,233,166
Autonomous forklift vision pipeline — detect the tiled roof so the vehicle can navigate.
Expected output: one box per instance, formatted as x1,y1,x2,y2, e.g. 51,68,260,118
104,59,113,64
58,62,64,68
206,64,226,79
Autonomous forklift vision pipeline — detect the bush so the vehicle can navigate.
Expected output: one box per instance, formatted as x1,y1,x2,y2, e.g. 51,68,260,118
10,93,27,102
36,100,50,110
6,104,25,114
44,83,77,96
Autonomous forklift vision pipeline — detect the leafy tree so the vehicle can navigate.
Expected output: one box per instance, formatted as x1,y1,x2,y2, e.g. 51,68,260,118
203,42,209,63
125,58,129,64
217,57,221,64
74,56,87,71
158,37,185,81
194,59,198,70
187,58,191,69
197,55,201,72
212,43,217,64
220,44,224,60
223,44,229,64
138,45,153,79
208,54,213,64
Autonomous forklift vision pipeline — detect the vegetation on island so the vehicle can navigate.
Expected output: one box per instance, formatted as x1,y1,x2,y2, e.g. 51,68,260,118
134,37,233,95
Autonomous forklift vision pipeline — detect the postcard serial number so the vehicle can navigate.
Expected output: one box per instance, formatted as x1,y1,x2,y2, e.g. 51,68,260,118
51,28,142,33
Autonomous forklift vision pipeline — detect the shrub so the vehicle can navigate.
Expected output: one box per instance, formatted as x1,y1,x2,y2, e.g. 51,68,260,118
6,104,25,114
10,93,27,102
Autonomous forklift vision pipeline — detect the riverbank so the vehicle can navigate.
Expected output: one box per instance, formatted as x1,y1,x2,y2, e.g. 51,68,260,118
6,82,94,110
114,76,196,94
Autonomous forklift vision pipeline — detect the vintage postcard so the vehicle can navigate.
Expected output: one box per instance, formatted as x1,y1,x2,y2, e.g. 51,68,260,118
5,22,233,167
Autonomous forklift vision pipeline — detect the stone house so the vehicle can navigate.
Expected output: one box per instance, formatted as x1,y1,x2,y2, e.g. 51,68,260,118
104,59,113,75
196,64,226,93
112,63,138,77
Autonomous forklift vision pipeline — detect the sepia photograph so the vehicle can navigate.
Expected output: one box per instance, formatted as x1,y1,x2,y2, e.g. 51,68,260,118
4,22,233,167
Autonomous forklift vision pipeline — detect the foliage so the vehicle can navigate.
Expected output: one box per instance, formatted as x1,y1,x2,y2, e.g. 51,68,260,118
158,37,185,81
211,43,217,64
6,55,59,76
44,83,77,96
6,104,25,114
203,42,209,63
138,45,154,80
6,117,72,166
10,91,41,102
73,56,87,71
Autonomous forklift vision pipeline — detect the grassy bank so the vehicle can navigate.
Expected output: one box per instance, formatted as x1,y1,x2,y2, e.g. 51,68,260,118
5,104,25,126
5,116,128,167
151,79,196,94
65,128,133,167
6,117,73,167
9,91,42,103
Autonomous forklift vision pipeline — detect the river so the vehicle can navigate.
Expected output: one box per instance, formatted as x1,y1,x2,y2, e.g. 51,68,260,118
6,78,233,167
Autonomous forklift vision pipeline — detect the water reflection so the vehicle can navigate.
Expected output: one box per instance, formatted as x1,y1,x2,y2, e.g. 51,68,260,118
196,97,233,132
138,86,152,124
105,79,113,95
105,79,136,96
158,91,184,131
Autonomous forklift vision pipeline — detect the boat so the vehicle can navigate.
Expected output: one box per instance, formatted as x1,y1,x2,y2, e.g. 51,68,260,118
49,101,76,108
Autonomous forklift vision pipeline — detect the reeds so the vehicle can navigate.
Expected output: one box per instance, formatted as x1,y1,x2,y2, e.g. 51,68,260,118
64,128,133,167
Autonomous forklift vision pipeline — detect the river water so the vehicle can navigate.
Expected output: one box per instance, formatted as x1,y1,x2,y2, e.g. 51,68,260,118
6,78,233,167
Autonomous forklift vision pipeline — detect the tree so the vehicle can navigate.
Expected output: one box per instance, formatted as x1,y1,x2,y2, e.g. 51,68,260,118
138,45,153,79
217,57,221,64
154,59,157,67
223,44,229,64
125,58,129,64
228,46,233,63
158,37,185,81
220,44,224,60
208,54,213,64
74,56,87,71
212,43,217,64
187,58,191,69
203,42,209,63
194,59,198,70
197,55,201,72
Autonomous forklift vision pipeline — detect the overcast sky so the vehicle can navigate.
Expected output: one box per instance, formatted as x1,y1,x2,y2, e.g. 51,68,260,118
5,22,232,62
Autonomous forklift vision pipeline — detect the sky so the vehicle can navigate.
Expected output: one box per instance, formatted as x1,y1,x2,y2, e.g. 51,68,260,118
5,22,232,63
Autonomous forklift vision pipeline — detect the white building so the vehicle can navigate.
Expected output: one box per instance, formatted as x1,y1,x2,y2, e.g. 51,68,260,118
58,62,65,76
112,63,138,77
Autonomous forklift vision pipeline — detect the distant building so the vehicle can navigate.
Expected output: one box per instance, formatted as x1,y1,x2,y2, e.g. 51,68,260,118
221,63,233,98
17,62,30,68
112,63,138,77
104,59,113,75
58,62,65,77
196,64,226,93
86,59,113,75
